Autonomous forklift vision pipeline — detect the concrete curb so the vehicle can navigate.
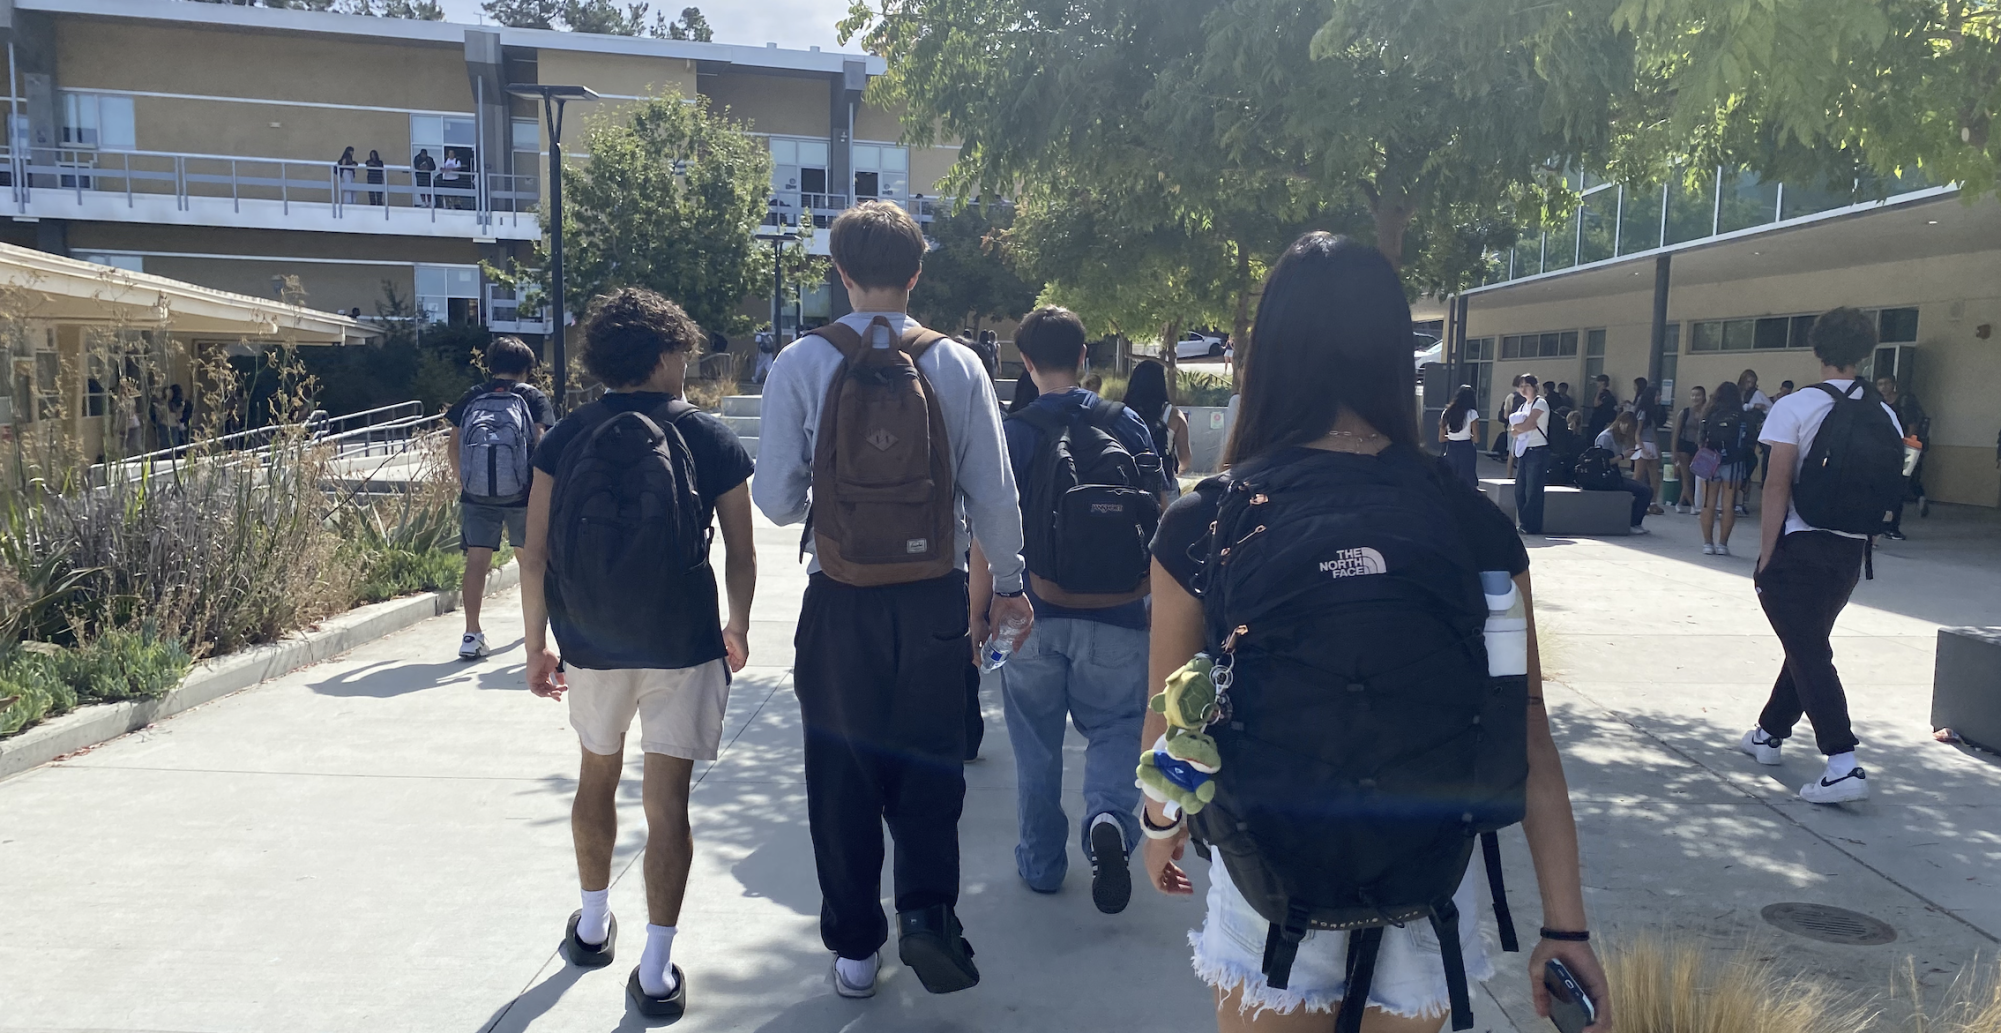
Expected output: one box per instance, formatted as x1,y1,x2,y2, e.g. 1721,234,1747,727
0,562,520,782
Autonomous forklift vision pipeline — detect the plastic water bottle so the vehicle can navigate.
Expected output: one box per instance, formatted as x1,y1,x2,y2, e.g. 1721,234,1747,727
1481,571,1528,681
980,613,1031,673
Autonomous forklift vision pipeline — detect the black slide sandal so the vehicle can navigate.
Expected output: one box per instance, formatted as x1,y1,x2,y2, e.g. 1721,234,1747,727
627,964,686,1020
564,909,617,968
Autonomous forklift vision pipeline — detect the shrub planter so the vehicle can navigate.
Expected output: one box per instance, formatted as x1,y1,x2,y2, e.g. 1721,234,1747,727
0,562,518,781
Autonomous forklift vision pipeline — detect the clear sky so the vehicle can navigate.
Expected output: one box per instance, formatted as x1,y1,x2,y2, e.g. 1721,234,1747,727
432,0,865,53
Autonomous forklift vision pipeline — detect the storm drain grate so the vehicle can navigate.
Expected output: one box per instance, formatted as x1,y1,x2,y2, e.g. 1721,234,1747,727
1760,902,1898,945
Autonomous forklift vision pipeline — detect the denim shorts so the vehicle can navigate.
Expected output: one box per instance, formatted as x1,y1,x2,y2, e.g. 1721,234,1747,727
461,502,526,551
1190,857,1494,1019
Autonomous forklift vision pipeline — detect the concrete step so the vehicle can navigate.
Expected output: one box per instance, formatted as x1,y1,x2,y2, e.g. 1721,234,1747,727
721,395,762,417
720,414,760,438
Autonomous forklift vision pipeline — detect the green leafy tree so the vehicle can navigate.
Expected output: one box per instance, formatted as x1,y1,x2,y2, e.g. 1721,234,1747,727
482,0,688,36
1606,0,2001,198
907,201,1040,334
499,92,813,338
480,0,559,28
666,6,714,41
189,0,442,14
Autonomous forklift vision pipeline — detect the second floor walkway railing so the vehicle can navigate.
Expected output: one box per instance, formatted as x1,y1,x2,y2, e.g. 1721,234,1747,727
2,146,539,230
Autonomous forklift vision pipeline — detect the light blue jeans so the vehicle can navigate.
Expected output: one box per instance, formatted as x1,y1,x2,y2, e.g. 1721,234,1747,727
999,616,1147,891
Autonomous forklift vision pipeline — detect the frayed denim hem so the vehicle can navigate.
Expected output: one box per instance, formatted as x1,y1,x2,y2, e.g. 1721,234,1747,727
1187,928,1495,1021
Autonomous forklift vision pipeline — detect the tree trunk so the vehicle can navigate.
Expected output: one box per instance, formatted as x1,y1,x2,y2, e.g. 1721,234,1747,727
1162,318,1181,383
1371,178,1417,271
1230,240,1254,392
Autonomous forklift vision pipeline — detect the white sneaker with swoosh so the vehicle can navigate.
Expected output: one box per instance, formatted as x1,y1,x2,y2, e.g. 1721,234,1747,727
1799,766,1869,804
1738,728,1782,766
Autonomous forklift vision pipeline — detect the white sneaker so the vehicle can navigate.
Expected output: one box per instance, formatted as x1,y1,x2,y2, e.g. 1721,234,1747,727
833,952,878,999
458,632,488,660
1738,728,1783,765
1630,525,1650,535
1702,543,1717,555
1799,765,1870,804
1716,543,1732,556
1676,504,1690,514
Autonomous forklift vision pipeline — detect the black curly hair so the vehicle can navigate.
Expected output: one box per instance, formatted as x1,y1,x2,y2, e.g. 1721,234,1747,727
581,287,704,388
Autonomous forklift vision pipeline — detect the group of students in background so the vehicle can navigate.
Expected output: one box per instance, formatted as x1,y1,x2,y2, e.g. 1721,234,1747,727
335,145,464,207
442,201,1611,1030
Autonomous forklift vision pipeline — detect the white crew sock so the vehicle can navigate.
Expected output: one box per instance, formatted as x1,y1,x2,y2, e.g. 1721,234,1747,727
577,888,610,945
835,953,878,987
638,924,679,997
1825,751,1860,778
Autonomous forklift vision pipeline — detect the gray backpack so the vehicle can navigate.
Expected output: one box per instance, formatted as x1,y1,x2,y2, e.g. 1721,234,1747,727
458,387,535,504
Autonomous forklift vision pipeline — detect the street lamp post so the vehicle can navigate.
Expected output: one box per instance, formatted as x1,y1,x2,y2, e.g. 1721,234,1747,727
756,219,799,343
507,83,599,414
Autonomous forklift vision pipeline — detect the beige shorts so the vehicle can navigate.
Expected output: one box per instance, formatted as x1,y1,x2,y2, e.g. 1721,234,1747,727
565,659,731,760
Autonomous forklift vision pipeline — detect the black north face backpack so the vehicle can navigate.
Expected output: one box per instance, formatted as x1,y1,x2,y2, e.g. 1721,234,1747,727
1793,381,1906,536
1011,399,1160,607
1188,448,1529,1033
547,399,717,669
1574,446,1623,491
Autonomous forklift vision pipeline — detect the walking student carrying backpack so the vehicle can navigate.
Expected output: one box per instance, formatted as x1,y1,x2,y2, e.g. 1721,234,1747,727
459,383,537,505
446,336,552,661
980,306,1163,920
752,201,1030,1001
1141,233,1608,1033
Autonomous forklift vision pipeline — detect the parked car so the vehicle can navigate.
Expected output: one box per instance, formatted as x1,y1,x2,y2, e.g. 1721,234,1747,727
1175,331,1227,359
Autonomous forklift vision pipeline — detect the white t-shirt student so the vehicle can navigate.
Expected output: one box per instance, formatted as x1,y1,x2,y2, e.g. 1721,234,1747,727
1744,388,1773,412
1509,397,1550,456
1444,409,1481,441
1759,380,1901,538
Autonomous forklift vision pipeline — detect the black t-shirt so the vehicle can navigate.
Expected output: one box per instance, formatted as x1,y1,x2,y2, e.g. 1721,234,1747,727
448,380,554,507
532,392,754,671
1150,446,1529,599
532,392,754,515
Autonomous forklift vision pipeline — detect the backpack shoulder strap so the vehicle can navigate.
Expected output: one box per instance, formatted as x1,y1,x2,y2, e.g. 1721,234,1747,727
1087,397,1130,432
652,398,700,426
1809,382,1851,403
807,322,868,362
900,326,950,356
1010,402,1067,439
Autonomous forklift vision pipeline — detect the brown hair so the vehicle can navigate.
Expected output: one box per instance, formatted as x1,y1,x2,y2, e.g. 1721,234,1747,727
581,287,703,388
829,200,926,291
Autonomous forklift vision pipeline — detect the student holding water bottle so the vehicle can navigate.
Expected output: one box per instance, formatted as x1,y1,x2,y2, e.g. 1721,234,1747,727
971,304,1166,918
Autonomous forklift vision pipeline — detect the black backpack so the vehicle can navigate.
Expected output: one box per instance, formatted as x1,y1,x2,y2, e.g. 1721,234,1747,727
1702,407,1747,462
1188,448,1528,1033
1794,381,1906,536
1574,446,1623,491
1011,399,1160,607
546,399,717,669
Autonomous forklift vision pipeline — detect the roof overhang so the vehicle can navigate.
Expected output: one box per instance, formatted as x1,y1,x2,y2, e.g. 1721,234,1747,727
19,0,885,76
1462,187,1994,308
0,244,376,345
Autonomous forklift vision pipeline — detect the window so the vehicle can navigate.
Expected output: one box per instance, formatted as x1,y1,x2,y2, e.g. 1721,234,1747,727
1583,328,1606,382
1658,327,1680,408
505,118,540,210
1462,336,1495,415
851,143,910,200
1688,312,1828,352
1877,307,1919,343
78,252,144,273
1500,329,1581,360
770,136,835,225
411,115,478,208
60,93,136,149
1753,317,1790,350
415,264,481,325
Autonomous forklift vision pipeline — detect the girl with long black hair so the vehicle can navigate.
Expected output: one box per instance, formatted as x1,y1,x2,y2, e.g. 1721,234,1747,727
1438,385,1481,487
1143,234,1608,1033
1124,358,1193,499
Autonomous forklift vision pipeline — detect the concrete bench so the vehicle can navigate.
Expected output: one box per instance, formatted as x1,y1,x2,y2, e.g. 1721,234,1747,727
1479,479,1632,537
1933,627,2001,753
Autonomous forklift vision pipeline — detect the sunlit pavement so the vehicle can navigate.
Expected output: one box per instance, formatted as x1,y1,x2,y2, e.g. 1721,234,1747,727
1,474,1997,1031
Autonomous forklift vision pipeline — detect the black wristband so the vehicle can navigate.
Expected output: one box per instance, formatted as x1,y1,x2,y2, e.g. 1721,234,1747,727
994,588,1025,598
1540,928,1590,942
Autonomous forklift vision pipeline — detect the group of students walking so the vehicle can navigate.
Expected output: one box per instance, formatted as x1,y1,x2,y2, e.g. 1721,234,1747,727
457,202,1630,1029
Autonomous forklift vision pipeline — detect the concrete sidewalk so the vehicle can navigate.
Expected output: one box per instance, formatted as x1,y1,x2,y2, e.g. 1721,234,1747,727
1,495,1998,1032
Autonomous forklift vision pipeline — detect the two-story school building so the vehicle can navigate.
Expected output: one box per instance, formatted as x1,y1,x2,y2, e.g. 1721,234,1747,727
0,0,958,364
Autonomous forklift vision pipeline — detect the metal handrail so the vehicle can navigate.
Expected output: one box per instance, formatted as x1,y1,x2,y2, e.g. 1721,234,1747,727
3,145,539,227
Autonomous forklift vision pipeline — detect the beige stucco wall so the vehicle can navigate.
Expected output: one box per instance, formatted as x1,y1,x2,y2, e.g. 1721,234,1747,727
1468,248,2001,507
58,19,470,113
535,51,698,106
57,19,470,163
700,72,829,138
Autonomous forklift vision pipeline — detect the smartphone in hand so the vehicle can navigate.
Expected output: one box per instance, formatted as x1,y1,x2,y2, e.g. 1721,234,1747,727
1545,958,1597,1033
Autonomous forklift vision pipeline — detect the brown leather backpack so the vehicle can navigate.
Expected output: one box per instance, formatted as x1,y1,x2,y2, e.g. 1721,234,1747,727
807,317,957,586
